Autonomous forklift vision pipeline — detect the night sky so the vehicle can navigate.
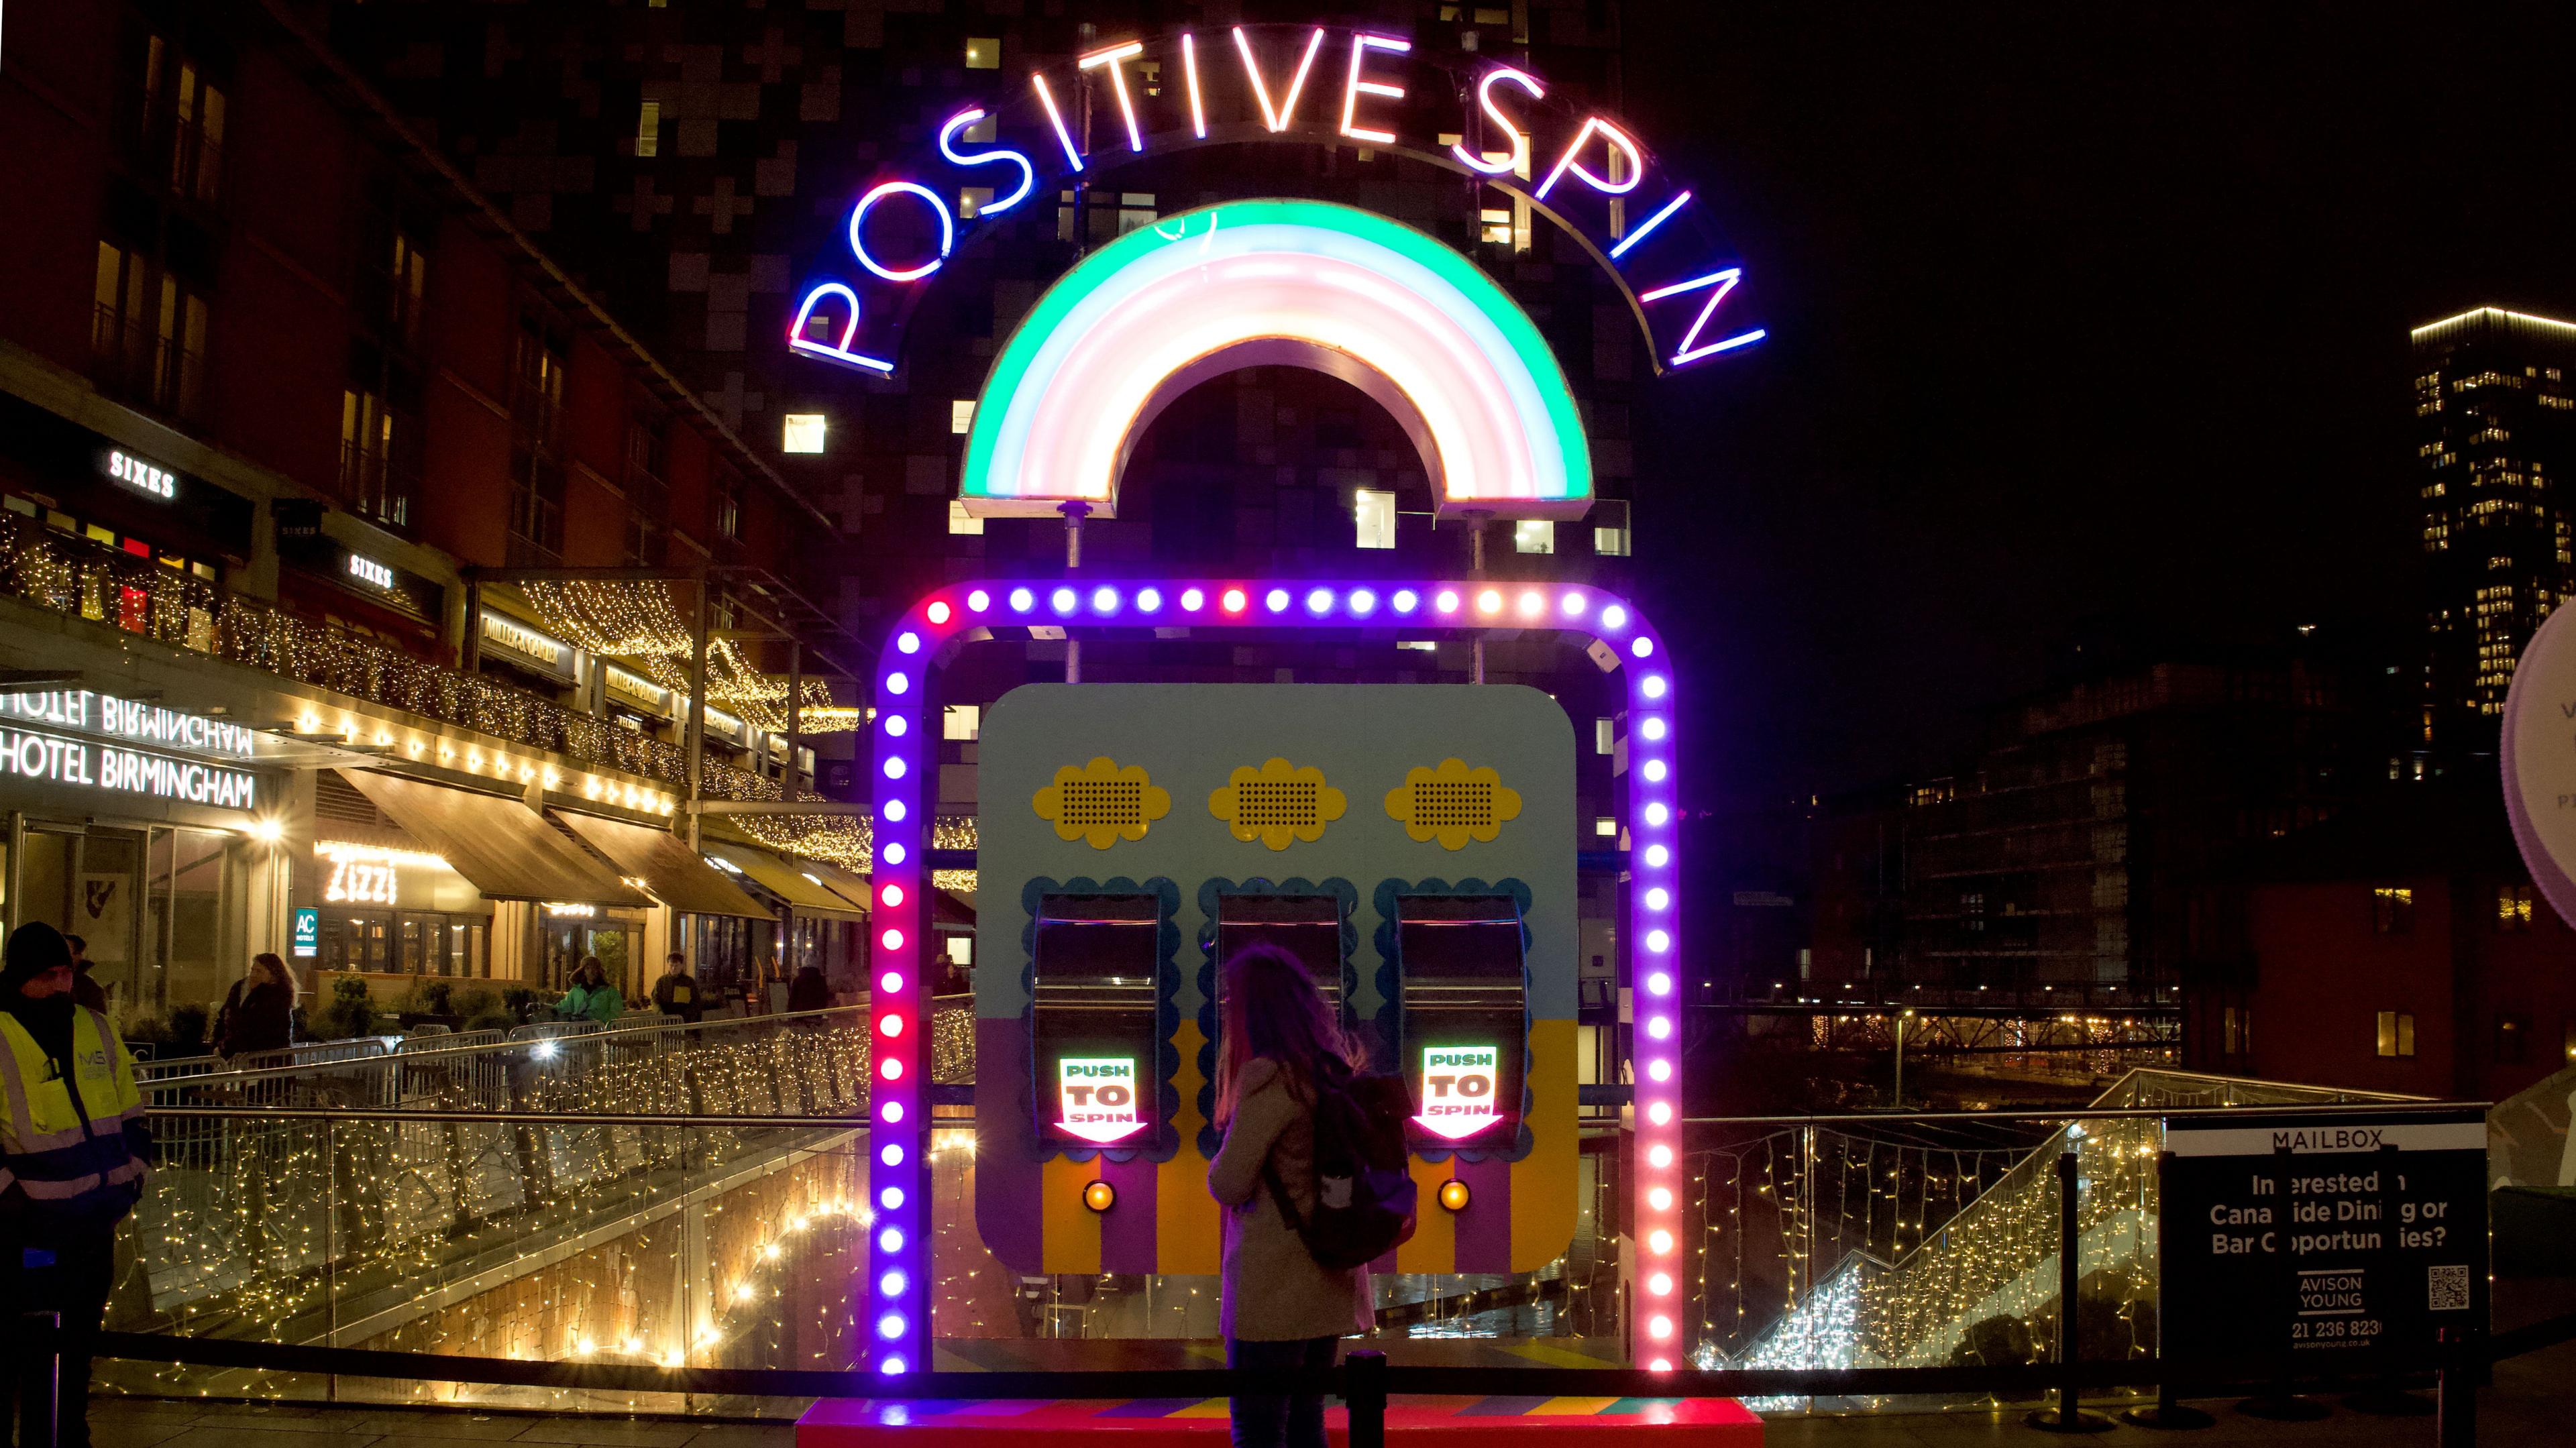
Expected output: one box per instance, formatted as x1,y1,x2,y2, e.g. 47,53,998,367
1615,4,2576,799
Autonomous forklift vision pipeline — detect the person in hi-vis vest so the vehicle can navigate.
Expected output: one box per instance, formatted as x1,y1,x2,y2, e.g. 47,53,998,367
0,921,151,1448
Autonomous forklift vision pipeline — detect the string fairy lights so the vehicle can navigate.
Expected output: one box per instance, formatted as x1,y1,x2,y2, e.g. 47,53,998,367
519,580,847,734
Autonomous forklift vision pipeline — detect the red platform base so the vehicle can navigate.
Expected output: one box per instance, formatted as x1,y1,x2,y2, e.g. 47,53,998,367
798,1394,1764,1447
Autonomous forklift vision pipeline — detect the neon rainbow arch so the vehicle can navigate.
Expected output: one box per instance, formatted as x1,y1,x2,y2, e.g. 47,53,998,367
961,199,1593,520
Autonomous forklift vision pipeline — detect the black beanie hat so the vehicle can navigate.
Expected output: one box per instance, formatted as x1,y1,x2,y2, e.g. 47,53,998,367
2,921,72,993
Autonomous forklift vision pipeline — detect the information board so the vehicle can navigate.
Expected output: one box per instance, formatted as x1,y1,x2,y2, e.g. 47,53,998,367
2161,1113,2487,1369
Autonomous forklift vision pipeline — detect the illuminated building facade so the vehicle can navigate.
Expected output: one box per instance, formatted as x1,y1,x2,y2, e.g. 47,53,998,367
2413,307,2576,742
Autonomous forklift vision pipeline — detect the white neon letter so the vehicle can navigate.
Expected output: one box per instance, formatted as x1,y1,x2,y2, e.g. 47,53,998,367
1638,268,1766,365
785,284,892,374
1340,34,1409,146
1031,72,1082,171
1535,116,1644,200
1234,25,1325,133
847,180,955,282
1451,67,1542,176
1077,41,1148,153
1181,34,1208,139
938,109,1035,217
1610,190,1692,260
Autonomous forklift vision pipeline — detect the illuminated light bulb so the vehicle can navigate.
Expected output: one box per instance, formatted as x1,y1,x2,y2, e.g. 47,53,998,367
880,1271,907,1297
1350,589,1377,614
880,1101,906,1127
1645,802,1670,826
1436,1178,1472,1213
927,602,952,626
1648,1144,1674,1169
968,589,991,612
1307,588,1335,613
881,1144,905,1167
878,1314,906,1341
1632,636,1655,659
1648,1187,1674,1211
885,673,910,695
1477,588,1503,614
1137,588,1162,612
885,799,908,822
1647,971,1672,995
880,1058,904,1081
885,716,908,737
1649,1315,1674,1340
1082,1180,1118,1213
878,1228,904,1253
1092,586,1120,612
879,970,904,993
881,928,906,950
885,842,907,865
1393,589,1419,613
1650,1272,1674,1296
1646,887,1670,911
1009,588,1035,612
661,1350,684,1369
790,1216,809,1233
1182,588,1207,611
1602,604,1629,630
881,1356,909,1376
883,757,907,779
1647,1015,1672,1039
879,1013,904,1037
761,1243,783,1262
623,1335,644,1353
1643,759,1668,783
1648,1058,1672,1082
1648,1229,1674,1254
898,631,922,655
576,1338,597,1356
1644,844,1670,868
1517,590,1543,617
1265,588,1291,612
734,1284,756,1303
881,1186,905,1211
1650,1358,1673,1373
1436,590,1461,613
1222,588,1248,612
1647,929,1672,953
1562,592,1588,615
1648,1101,1674,1125
1643,675,1670,700
882,884,906,907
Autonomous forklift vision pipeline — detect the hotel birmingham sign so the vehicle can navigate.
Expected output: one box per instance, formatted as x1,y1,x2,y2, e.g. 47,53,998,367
784,22,1765,381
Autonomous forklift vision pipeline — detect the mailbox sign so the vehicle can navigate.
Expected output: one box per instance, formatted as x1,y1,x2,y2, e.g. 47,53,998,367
1056,1056,1146,1145
1415,1044,1501,1141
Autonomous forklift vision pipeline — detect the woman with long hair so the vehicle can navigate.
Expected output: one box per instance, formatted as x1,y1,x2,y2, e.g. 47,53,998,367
214,952,296,1058
1207,944,1373,1448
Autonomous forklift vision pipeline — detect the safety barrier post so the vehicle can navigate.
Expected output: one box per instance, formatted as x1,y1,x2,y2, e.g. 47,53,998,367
1344,1349,1389,1448
2437,1325,2478,1448
21,1311,62,1448
2029,1146,2110,1433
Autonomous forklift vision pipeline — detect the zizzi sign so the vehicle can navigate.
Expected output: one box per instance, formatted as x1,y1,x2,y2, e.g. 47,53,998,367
1055,1055,1147,1145
0,723,258,811
105,449,177,500
1415,1043,1502,1141
788,21,1760,379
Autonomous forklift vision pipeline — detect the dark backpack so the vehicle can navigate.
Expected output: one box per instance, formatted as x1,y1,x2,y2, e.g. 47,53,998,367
1267,1066,1418,1270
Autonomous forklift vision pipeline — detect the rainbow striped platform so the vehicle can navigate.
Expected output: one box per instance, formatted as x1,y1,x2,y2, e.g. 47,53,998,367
797,1394,1763,1447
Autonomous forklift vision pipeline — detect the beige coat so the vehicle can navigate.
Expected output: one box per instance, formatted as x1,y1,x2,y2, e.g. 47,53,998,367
1208,1058,1375,1341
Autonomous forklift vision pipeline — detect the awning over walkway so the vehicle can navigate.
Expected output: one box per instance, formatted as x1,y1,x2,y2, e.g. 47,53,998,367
551,809,772,919
702,840,867,922
337,770,650,907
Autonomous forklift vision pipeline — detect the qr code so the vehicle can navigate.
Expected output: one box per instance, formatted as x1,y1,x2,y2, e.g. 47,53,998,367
2428,1264,2471,1312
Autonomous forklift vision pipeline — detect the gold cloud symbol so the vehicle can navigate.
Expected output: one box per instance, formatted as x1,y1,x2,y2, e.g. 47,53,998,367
1208,757,1348,850
1032,756,1171,850
1384,757,1521,850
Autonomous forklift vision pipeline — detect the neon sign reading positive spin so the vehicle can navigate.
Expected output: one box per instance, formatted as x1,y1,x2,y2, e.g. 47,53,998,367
788,22,1763,381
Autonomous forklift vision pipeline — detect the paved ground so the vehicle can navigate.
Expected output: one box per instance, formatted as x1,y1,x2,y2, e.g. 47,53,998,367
77,1341,2573,1448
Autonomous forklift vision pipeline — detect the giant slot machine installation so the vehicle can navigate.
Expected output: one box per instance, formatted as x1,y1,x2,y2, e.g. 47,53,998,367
790,19,1764,1428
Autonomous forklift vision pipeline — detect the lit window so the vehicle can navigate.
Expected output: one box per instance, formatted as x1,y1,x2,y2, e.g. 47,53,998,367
1117,192,1158,235
636,99,661,158
947,500,985,535
960,186,995,218
2375,1010,2415,1058
1514,520,1555,555
951,400,975,435
2370,885,2414,935
1480,208,1513,245
965,38,1000,70
1595,718,1615,755
945,936,973,966
782,414,826,454
1594,500,1632,557
1354,488,1397,549
2498,883,2534,931
1594,816,1618,838
943,704,981,741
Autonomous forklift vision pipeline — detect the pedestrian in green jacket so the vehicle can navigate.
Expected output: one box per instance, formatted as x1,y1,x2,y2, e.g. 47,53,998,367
557,956,623,1024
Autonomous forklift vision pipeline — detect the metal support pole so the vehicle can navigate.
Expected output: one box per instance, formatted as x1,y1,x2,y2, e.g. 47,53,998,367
1061,502,1087,684
2029,1146,2111,1433
686,569,709,850
1468,513,1488,684
783,642,802,793
1344,1349,1388,1448
1892,1011,1907,1109
21,1310,61,1448
2438,1326,2479,1448
461,569,483,673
